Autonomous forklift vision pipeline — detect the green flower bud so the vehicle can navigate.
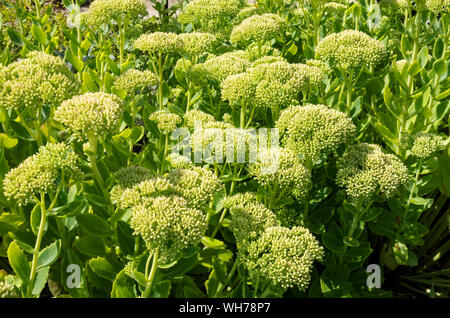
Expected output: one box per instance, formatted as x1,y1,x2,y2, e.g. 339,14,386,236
336,143,409,202
224,193,279,243
239,226,324,290
110,166,152,206
3,143,80,206
85,0,147,27
168,167,223,209
249,147,311,201
315,30,388,70
134,32,184,55
276,104,356,164
113,69,158,94
230,13,286,45
149,110,182,134
410,132,446,159
179,32,218,57
54,92,123,140
0,51,79,116
183,110,215,130
130,195,207,263
425,0,450,12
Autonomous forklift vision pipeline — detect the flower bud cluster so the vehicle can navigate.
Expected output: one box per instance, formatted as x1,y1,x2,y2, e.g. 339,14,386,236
3,143,80,206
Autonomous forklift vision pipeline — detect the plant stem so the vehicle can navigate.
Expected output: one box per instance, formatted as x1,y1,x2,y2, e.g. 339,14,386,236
143,248,159,298
157,53,164,110
27,192,47,297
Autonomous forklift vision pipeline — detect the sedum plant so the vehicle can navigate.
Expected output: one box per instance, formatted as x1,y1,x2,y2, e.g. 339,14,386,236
276,104,355,167
0,0,448,300
0,52,80,146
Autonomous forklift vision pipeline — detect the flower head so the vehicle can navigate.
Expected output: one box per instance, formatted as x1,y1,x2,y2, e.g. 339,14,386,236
179,32,218,57
315,30,388,70
236,6,262,21
189,51,251,85
230,13,286,45
221,61,317,110
130,195,207,263
0,276,18,298
0,51,79,115
249,147,311,201
239,226,324,290
276,104,356,164
410,132,446,159
224,193,279,243
54,92,123,140
178,0,246,26
336,143,409,202
113,69,157,94
168,167,223,209
425,0,450,12
85,0,147,27
110,166,152,205
115,177,175,209
134,32,184,55
183,110,215,130
149,110,182,134
3,143,80,206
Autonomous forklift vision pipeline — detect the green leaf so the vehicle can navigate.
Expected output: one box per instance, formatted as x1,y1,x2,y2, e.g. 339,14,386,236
75,235,109,257
32,266,49,296
322,222,345,254
89,257,120,281
76,213,111,237
183,284,206,298
201,236,226,249
151,280,171,298
433,59,447,81
0,213,25,236
105,56,120,75
205,270,219,297
116,220,135,257
50,197,87,217
360,207,384,222
37,240,61,270
212,257,227,285
111,270,137,298
31,24,47,46
343,236,359,247
391,240,418,266
416,46,429,68
345,244,373,263
10,121,34,141
320,263,352,298
7,241,30,283
82,71,98,92
407,60,421,76
368,210,398,238
374,121,397,143
433,37,444,58
0,133,18,148
400,34,411,58
435,88,450,100
86,260,112,292
7,28,23,46
65,49,84,73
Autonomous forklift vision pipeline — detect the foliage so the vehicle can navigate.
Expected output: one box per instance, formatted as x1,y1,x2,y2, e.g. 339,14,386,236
0,0,448,299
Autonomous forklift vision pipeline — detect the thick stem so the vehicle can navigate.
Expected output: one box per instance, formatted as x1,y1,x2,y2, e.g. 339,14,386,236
27,192,47,297
158,53,164,110
143,248,159,298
